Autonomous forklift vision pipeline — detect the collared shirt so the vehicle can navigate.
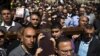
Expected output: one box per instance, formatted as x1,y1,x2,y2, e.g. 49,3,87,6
64,15,79,27
78,39,92,56
64,16,72,27
1,21,15,31
9,45,33,56
71,16,79,26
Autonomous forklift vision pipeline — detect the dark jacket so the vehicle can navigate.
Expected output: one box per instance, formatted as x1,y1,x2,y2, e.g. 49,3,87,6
0,21,22,32
75,35,100,56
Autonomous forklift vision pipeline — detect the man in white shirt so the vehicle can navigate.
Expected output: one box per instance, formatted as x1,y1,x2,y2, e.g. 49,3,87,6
0,8,22,32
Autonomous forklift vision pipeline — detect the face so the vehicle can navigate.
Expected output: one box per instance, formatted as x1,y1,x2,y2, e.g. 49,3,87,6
75,10,79,15
86,7,92,14
52,28,62,39
38,9,43,15
79,8,86,15
84,28,94,39
30,14,40,27
43,11,46,16
60,19,65,27
48,10,52,16
68,7,72,13
1,9,12,22
63,9,68,16
58,6,64,12
21,27,37,49
57,41,74,56
0,32,5,46
79,17,89,28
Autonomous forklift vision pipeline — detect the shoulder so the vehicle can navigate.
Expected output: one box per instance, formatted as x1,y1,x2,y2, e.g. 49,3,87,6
0,48,6,56
8,45,24,56
91,35,100,45
14,22,22,26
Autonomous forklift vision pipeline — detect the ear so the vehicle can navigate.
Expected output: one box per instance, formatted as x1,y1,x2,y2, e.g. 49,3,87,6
20,36,24,43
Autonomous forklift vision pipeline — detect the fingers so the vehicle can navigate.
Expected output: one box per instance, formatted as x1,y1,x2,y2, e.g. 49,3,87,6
35,48,43,56
38,33,45,41
72,34,80,39
50,38,56,48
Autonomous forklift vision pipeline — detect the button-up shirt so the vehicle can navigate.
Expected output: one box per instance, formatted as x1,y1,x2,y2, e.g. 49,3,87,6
1,21,15,31
78,39,92,56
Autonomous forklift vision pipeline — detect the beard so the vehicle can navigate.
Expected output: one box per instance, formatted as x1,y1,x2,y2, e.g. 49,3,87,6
82,35,92,43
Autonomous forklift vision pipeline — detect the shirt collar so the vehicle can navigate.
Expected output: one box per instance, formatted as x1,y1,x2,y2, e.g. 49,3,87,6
1,21,15,26
12,21,15,26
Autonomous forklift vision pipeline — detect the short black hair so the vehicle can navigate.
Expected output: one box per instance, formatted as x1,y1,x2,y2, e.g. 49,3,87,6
0,8,11,14
30,12,41,18
56,35,72,49
84,24,94,30
51,22,62,29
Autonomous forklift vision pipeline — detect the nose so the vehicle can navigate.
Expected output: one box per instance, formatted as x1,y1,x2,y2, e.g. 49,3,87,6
34,20,37,22
53,32,57,36
5,14,8,17
88,34,91,37
67,51,72,56
30,37,34,43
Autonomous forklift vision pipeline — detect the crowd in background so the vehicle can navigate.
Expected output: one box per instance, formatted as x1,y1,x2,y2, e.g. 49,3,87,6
0,0,100,56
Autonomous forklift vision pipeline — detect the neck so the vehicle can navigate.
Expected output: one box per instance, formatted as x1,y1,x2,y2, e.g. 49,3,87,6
21,45,32,54
4,21,12,26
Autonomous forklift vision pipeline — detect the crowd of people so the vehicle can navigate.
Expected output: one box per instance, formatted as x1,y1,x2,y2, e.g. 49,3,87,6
0,0,100,56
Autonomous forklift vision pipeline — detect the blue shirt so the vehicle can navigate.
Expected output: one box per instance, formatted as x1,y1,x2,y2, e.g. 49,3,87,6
64,16,72,27
64,15,79,27
72,16,79,26
78,41,90,56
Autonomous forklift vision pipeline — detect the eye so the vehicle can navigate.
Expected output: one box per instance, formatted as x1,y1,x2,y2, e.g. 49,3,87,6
61,49,73,52
2,13,10,15
32,19,38,21
52,31,59,33
26,35,32,38
33,35,37,38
